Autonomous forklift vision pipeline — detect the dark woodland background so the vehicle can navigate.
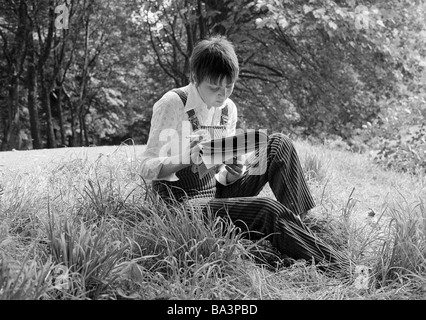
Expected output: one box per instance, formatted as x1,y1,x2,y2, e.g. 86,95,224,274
1,0,425,173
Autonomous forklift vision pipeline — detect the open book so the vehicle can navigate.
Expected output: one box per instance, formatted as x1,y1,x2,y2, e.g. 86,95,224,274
196,130,268,179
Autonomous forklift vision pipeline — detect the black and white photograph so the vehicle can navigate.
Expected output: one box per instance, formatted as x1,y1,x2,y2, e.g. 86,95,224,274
0,0,425,305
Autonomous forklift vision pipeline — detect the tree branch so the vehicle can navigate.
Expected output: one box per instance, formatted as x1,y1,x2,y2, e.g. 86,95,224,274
147,23,180,85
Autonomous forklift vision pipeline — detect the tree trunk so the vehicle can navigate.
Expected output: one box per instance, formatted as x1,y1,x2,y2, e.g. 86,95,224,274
1,0,28,150
77,2,90,147
183,23,194,86
27,32,41,149
40,82,56,148
197,0,206,39
82,113,89,146
78,114,84,146
0,95,3,144
4,74,21,150
37,0,56,149
69,99,77,147
56,87,66,146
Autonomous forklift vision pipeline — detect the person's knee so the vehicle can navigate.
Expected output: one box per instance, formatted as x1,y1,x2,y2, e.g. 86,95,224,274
270,133,295,152
254,197,280,210
255,198,291,222
258,197,298,220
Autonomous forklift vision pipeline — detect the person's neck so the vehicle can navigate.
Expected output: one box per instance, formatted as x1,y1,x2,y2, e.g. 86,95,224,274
195,85,213,110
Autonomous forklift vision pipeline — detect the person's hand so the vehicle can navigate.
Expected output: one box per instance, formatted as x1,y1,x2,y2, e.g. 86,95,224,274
224,156,244,183
184,129,209,166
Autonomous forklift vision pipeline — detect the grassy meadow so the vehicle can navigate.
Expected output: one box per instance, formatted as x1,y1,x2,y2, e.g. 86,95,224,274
0,140,425,300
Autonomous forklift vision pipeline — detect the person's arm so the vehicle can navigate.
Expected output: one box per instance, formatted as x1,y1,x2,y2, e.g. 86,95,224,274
157,161,189,179
140,92,185,181
157,137,204,178
141,90,208,180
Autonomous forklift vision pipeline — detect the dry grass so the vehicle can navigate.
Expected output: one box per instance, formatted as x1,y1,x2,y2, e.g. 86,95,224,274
0,140,425,300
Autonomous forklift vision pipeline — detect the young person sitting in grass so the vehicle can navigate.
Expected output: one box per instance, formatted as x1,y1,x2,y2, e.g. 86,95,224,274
140,35,350,272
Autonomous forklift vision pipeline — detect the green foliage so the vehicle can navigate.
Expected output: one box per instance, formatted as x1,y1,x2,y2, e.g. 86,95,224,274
0,255,53,300
358,1,426,173
374,124,426,174
130,194,249,278
375,200,426,288
44,214,128,299
1,0,426,151
233,0,396,138
359,82,426,174
302,152,328,183
1,142,426,299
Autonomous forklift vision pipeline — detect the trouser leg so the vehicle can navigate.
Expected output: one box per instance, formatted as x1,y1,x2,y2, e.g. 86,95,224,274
204,197,345,267
217,133,315,217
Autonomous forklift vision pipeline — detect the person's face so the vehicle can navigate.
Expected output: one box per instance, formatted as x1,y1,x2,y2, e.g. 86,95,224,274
196,78,235,108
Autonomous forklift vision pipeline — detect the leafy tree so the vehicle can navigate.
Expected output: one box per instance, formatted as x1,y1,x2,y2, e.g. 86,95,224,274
131,0,402,141
359,0,426,173
234,0,398,138
0,0,30,150
0,0,424,159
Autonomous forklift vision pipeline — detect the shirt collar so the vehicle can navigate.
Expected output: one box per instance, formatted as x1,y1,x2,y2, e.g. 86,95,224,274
184,82,226,113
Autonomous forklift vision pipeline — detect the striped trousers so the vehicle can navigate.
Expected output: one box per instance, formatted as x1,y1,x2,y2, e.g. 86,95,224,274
153,133,346,268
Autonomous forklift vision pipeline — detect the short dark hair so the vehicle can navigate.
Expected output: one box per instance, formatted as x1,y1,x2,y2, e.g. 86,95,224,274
190,35,239,85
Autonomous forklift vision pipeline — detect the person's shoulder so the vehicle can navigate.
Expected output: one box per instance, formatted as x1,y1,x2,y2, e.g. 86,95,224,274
160,89,184,102
153,87,187,112
226,97,236,105
225,98,237,112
